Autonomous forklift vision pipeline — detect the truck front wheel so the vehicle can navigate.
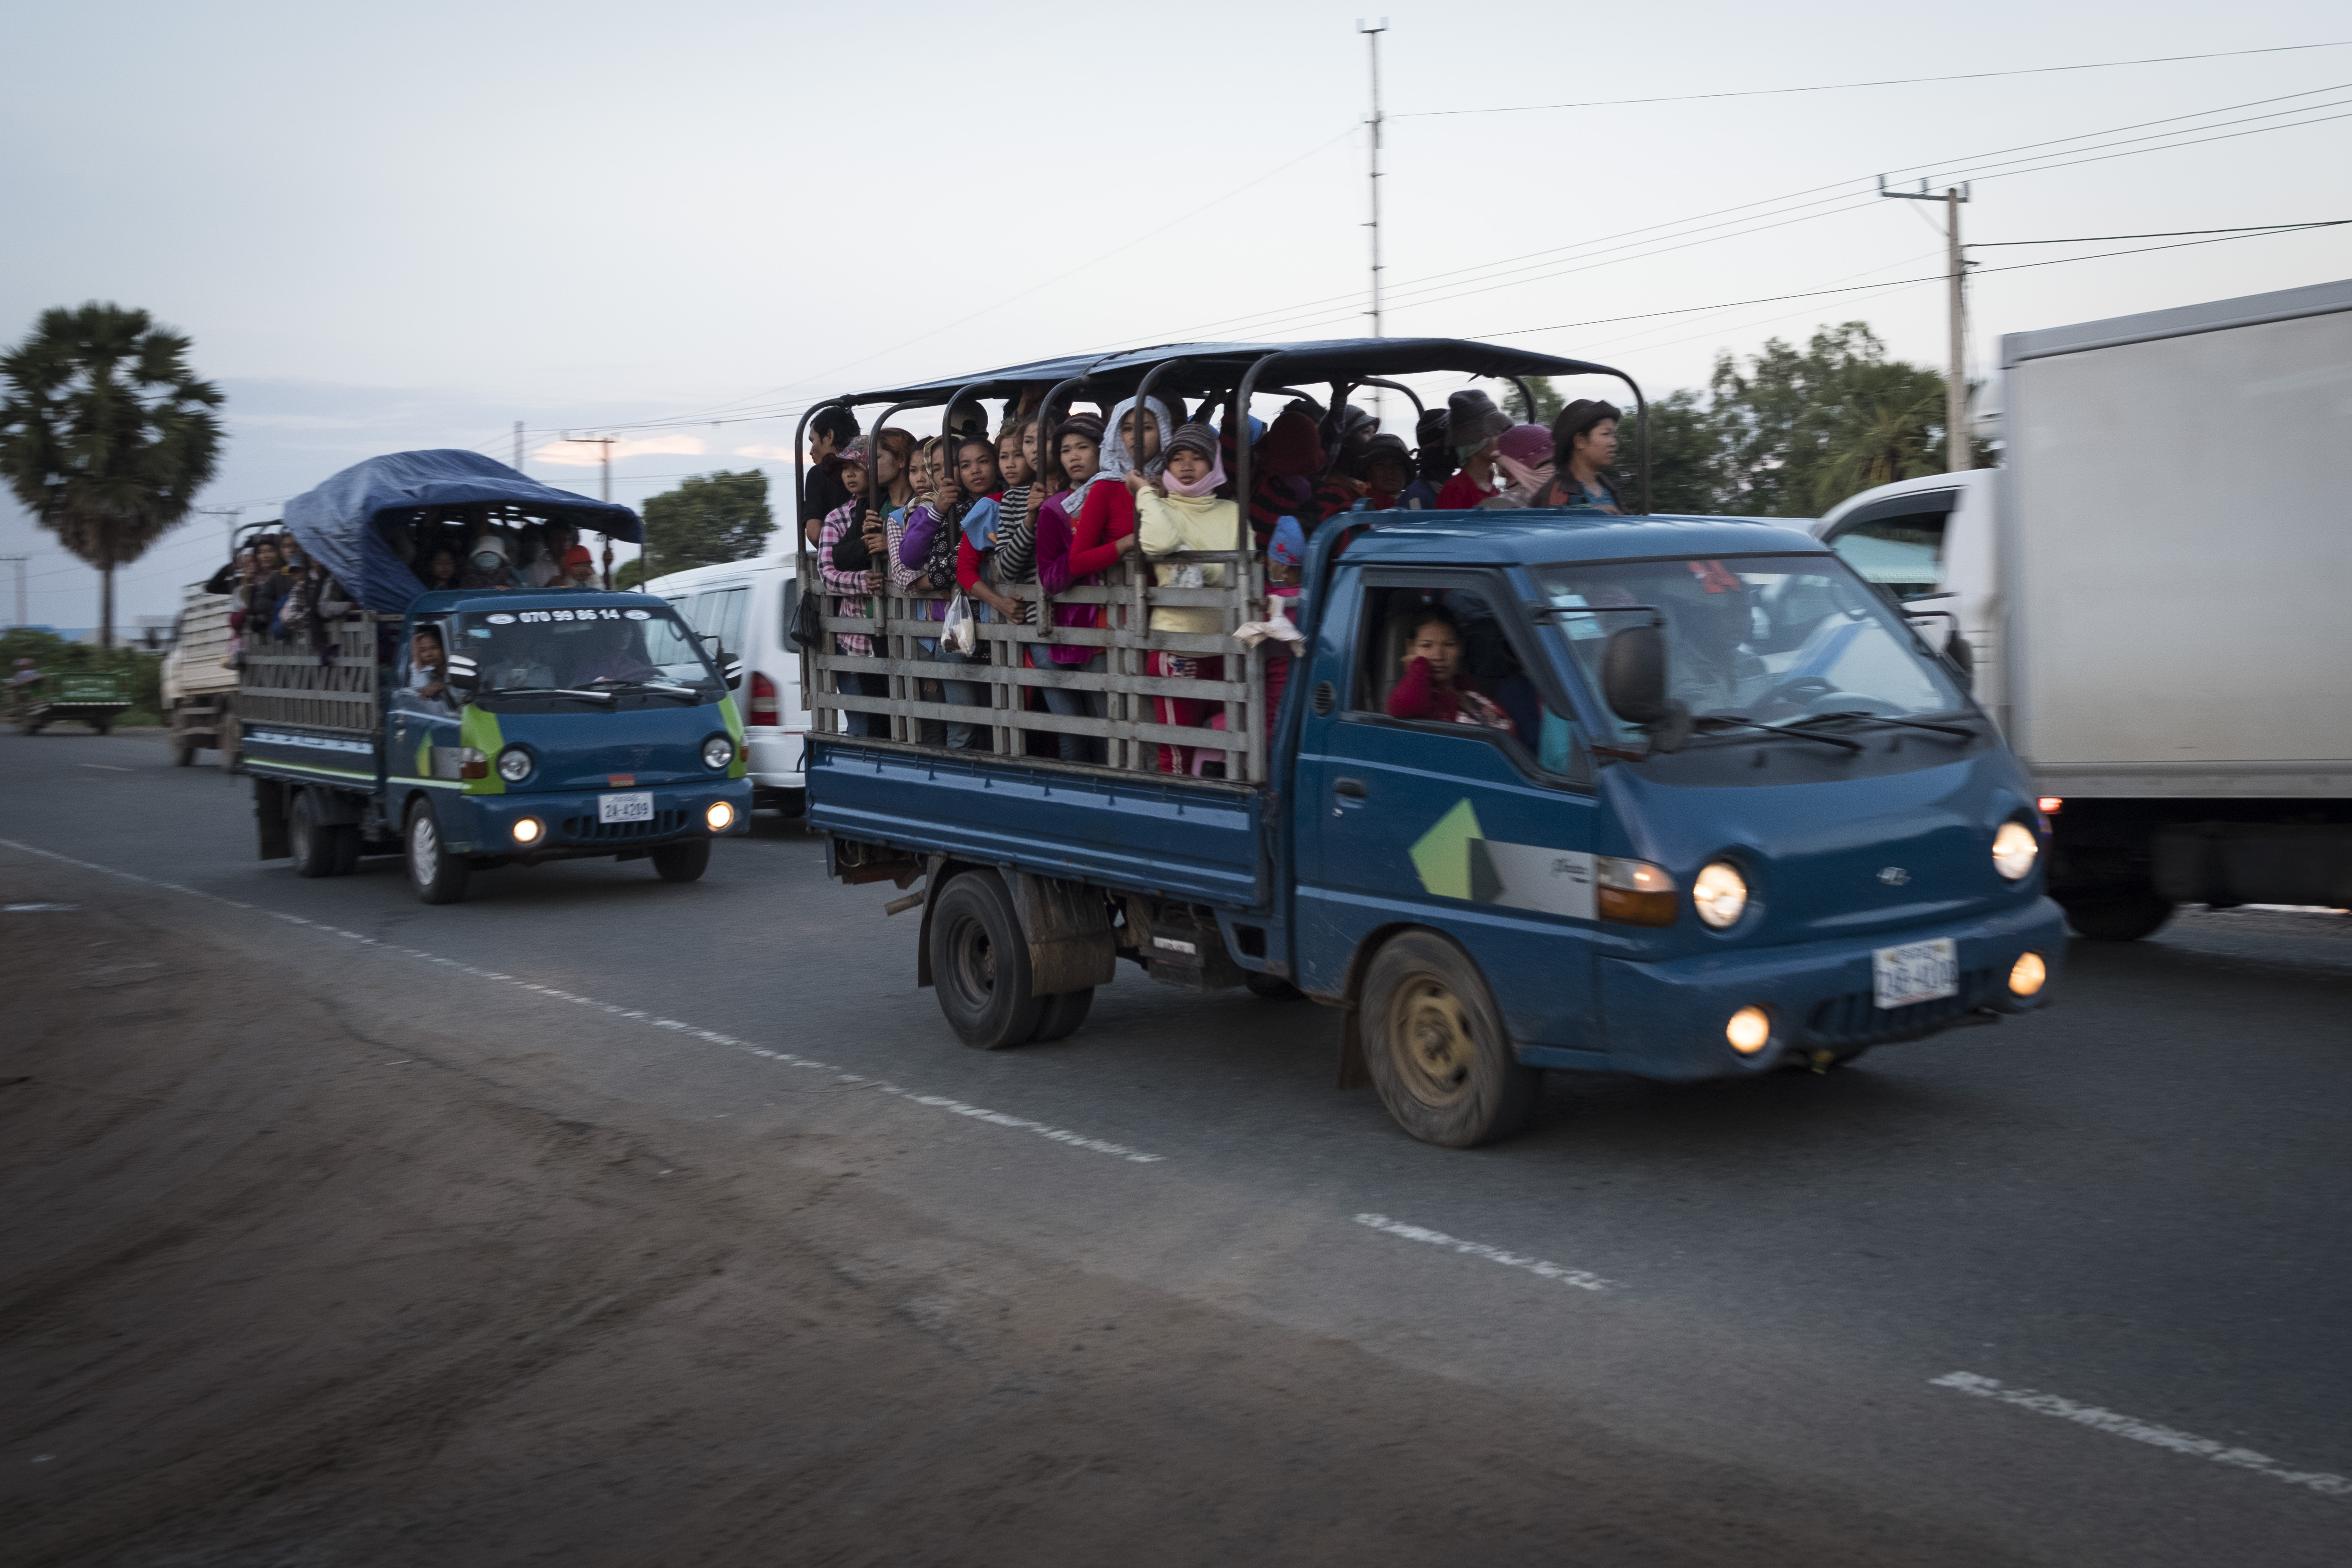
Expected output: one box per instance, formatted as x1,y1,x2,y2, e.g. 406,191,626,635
929,870,1045,1050
2059,891,2174,941
405,799,470,905
650,840,711,882
1360,931,1538,1149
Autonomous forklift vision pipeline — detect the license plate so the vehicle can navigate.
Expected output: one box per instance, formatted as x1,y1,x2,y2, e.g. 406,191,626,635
597,791,654,824
1874,938,1957,1009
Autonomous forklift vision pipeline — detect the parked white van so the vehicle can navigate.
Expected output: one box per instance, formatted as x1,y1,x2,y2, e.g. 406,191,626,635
639,553,810,813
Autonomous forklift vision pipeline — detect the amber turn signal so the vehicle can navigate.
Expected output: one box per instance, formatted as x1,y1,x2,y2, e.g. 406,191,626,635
1597,856,1677,926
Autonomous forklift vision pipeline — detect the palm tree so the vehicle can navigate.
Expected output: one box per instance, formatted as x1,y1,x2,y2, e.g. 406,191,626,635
0,304,224,646
1810,386,1944,513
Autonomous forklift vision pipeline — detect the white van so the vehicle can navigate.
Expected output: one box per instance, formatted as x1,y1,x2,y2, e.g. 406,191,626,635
640,552,810,813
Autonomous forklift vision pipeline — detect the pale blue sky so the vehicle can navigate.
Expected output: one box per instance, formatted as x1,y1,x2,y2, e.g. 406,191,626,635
5,0,2348,628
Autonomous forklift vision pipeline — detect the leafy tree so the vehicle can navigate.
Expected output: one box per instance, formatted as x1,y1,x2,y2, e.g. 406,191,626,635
1616,389,1727,515
637,469,774,581
1504,374,1566,426
1705,322,1955,517
0,304,224,647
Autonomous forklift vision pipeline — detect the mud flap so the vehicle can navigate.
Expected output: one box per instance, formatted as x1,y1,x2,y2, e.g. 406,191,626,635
253,778,290,861
1009,874,1117,996
1336,1005,1370,1090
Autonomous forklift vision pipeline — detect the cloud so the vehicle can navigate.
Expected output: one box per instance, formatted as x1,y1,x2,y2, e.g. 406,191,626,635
534,434,707,467
731,443,796,461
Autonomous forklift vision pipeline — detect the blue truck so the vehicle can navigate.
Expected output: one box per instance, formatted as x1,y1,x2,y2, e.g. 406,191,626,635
240,450,752,903
798,340,2064,1146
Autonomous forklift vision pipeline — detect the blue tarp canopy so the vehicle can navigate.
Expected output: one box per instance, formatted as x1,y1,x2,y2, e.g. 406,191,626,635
281,449,641,614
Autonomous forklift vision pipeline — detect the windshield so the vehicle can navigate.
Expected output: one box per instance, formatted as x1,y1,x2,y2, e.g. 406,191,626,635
456,603,720,706
1535,553,1966,745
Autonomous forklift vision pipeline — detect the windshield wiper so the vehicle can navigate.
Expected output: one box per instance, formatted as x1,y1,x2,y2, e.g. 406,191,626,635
589,679,706,701
483,685,614,703
1792,710,1976,739
1692,714,1865,752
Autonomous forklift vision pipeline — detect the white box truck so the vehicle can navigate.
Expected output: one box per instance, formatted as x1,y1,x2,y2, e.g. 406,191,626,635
1815,277,2352,939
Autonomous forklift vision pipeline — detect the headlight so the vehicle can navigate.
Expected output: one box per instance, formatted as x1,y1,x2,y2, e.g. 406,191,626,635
1596,856,1677,926
1992,820,2040,880
511,817,544,845
496,746,532,783
705,800,735,831
1692,860,1748,929
702,734,735,771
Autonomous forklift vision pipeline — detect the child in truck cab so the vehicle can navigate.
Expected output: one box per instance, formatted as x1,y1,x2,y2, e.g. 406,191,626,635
1386,606,1516,735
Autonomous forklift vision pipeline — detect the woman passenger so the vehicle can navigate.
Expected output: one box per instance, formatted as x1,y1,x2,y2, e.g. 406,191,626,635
1133,422,1241,773
815,440,885,737
1533,399,1627,512
1024,414,1116,763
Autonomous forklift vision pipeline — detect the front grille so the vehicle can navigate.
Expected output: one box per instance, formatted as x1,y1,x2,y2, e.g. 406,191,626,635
560,807,689,843
1806,967,1997,1046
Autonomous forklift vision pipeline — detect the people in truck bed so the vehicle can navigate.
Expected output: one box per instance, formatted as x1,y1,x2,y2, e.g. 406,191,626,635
1488,423,1556,509
1135,421,1240,773
1435,389,1513,510
1032,412,1116,765
1400,405,1453,509
1534,399,1627,512
816,439,887,738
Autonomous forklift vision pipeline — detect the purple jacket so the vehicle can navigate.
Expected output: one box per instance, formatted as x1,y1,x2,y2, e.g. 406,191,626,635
1031,491,1098,666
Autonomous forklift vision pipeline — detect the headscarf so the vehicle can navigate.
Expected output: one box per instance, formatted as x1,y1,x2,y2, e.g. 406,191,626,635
1100,395,1175,482
1159,422,1226,498
1494,424,1556,501
1255,407,1321,480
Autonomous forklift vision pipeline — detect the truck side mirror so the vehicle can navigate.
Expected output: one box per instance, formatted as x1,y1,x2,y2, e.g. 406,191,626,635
444,652,479,698
1601,624,1668,725
723,657,744,690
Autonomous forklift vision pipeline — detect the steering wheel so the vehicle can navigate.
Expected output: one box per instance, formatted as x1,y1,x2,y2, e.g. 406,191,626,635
1763,675,1838,710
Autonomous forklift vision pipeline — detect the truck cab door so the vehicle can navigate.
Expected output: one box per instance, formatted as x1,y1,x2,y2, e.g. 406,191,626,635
1291,568,1604,1062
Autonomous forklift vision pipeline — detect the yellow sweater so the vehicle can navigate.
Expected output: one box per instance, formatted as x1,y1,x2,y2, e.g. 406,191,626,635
1134,489,1242,634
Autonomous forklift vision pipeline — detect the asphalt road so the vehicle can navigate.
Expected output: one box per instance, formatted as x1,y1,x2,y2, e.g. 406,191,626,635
6,730,2350,1564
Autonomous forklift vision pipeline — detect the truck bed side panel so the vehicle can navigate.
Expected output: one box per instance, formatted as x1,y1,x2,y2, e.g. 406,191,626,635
807,740,1268,909
2005,295,2352,797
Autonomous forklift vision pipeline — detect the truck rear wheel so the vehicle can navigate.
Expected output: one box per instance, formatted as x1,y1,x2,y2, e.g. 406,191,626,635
1032,988,1094,1042
290,794,339,878
1360,930,1537,1149
2060,892,2174,941
405,798,470,905
930,870,1045,1050
651,839,711,882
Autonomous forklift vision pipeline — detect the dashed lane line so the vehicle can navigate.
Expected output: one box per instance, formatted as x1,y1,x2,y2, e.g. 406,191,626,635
1354,1212,1614,1291
1932,1373,2351,1498
0,837,1165,1166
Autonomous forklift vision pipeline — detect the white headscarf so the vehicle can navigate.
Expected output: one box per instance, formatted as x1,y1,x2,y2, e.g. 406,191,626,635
1100,395,1176,482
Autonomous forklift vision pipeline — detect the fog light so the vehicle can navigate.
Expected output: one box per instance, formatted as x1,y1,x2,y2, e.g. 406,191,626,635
2009,951,2046,998
705,800,735,831
511,817,544,845
1726,1005,1772,1056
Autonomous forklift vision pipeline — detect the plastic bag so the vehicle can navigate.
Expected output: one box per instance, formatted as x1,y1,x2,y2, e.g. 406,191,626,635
941,594,977,655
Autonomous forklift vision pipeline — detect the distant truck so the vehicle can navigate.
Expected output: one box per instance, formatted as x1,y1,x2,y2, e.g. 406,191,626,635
9,671,130,735
1816,277,2352,938
239,450,753,903
161,581,241,765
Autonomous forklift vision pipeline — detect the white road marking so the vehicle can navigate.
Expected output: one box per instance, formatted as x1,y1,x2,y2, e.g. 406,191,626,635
77,763,131,772
4,902,78,912
0,837,1165,1166
1932,1373,2352,1498
1353,1213,1613,1291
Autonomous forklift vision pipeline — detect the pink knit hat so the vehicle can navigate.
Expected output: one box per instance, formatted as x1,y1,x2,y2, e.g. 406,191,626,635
1497,423,1554,468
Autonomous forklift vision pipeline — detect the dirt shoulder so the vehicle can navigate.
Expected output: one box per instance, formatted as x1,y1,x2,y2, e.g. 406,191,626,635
0,860,2021,1568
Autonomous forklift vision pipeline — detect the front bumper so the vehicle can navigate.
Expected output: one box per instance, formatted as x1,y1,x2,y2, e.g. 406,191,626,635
440,779,753,857
1590,897,2066,1081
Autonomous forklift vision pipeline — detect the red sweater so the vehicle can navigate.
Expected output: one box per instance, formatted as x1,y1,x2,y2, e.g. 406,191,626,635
1067,482,1138,577
1435,470,1497,510
1387,657,1465,724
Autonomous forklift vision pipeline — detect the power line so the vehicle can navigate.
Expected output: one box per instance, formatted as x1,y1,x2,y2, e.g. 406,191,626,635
1473,221,2349,342
1399,40,2352,117
1970,222,2348,246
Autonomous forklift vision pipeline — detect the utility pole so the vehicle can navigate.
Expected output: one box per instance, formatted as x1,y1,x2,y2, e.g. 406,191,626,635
513,419,525,473
1879,176,1973,471
0,555,26,630
194,505,241,565
566,433,619,587
1359,18,1388,425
